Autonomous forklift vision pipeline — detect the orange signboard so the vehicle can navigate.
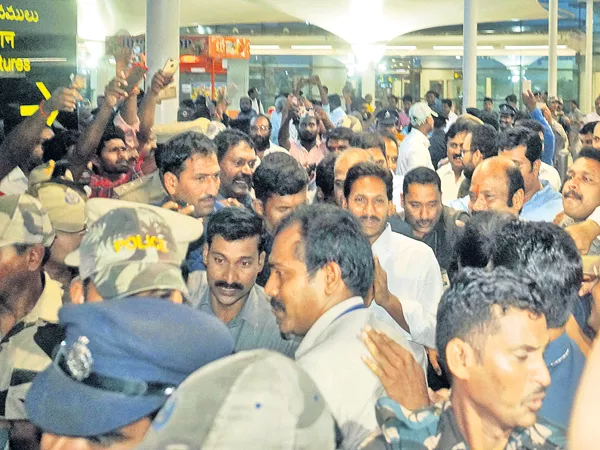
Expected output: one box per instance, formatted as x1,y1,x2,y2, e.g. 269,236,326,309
106,34,250,60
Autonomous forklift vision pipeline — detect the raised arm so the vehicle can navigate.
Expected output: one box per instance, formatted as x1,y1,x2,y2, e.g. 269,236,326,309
138,70,172,142
0,87,80,180
70,77,128,181
522,90,555,164
278,99,293,150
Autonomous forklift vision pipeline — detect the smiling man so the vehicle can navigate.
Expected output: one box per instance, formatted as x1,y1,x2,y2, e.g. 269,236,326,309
214,129,257,209
189,207,298,357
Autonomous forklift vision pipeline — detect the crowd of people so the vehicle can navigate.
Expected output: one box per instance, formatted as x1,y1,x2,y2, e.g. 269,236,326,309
2,60,600,450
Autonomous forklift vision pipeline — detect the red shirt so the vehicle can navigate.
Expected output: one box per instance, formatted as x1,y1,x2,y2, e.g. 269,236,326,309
89,157,143,198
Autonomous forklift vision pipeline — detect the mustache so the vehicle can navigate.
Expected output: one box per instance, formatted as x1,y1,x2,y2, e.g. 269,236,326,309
215,281,244,290
199,194,215,202
359,215,381,223
416,221,433,227
525,387,547,401
564,190,582,201
270,298,286,313
452,154,462,159
233,173,253,185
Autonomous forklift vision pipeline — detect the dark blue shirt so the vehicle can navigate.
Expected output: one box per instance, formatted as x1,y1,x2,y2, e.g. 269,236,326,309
540,332,586,428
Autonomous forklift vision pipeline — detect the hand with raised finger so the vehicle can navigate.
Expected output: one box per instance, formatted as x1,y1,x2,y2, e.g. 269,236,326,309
46,87,82,113
522,89,537,113
361,325,429,410
220,198,244,208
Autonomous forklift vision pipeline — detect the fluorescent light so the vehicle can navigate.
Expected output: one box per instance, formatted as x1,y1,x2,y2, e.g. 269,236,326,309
250,45,280,50
504,45,568,50
29,58,68,62
290,45,332,50
433,46,464,50
432,45,494,50
386,45,417,50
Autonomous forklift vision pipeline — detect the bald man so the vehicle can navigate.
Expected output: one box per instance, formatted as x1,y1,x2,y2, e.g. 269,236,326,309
334,148,373,206
468,156,525,216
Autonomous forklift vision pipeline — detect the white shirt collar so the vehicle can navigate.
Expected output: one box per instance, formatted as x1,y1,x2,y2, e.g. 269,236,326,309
371,223,393,259
295,296,364,359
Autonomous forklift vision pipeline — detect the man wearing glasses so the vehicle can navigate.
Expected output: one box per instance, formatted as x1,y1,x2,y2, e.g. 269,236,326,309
249,115,287,162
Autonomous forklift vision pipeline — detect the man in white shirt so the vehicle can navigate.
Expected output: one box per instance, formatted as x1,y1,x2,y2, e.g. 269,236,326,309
437,121,471,203
342,162,443,351
264,204,418,450
442,99,458,132
584,95,600,123
249,115,287,162
396,102,437,178
248,87,264,115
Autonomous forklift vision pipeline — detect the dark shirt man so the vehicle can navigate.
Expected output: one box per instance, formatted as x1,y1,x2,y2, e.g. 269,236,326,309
399,167,468,271
428,113,448,169
253,152,308,286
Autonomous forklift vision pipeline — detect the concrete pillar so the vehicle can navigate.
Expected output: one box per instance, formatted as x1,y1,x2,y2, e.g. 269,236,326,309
463,0,478,108
361,65,376,101
146,0,180,125
585,0,594,113
548,0,559,97
227,59,250,111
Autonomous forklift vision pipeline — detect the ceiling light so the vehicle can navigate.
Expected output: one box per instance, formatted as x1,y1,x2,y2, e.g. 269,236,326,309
250,45,280,50
504,45,568,50
290,45,332,50
433,46,464,50
477,46,495,50
386,45,417,50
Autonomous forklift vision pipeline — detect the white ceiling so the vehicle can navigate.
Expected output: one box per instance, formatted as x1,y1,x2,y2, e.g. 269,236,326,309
78,0,552,44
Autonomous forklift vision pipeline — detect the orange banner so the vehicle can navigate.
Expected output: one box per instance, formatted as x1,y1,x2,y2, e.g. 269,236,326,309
206,36,250,60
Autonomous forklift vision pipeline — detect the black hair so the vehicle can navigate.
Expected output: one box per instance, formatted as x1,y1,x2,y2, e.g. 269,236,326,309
43,129,80,162
96,127,126,157
442,99,452,108
505,94,518,104
490,221,582,328
206,207,266,254
448,211,516,282
253,152,308,203
506,163,525,207
344,161,393,201
350,132,386,159
483,97,493,103
514,119,544,134
251,114,273,132
445,120,476,145
276,204,375,298
436,267,547,373
498,126,543,167
326,127,354,145
580,121,597,135
402,167,442,195
433,113,448,129
379,130,398,147
156,131,217,179
402,94,413,103
328,94,342,110
479,111,500,130
471,124,498,159
576,147,600,165
213,128,255,163
248,87,258,95
571,100,579,107
426,90,436,97
316,152,338,202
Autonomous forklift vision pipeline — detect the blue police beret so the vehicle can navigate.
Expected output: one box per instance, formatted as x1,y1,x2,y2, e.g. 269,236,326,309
26,298,234,437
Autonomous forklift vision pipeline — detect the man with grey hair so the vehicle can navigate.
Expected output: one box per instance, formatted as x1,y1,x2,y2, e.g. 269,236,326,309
396,102,438,178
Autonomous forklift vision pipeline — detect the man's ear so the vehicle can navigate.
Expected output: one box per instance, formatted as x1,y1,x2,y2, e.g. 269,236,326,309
446,338,478,381
342,196,349,209
253,198,265,218
70,278,84,305
512,188,525,214
163,172,179,197
533,159,542,177
258,251,266,272
323,261,344,297
25,244,44,272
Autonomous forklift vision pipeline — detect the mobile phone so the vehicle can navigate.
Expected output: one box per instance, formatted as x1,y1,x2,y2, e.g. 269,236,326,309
522,80,532,94
124,63,148,93
162,58,179,78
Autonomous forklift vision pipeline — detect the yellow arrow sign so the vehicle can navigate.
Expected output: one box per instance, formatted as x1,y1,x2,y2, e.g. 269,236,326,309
19,82,59,126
